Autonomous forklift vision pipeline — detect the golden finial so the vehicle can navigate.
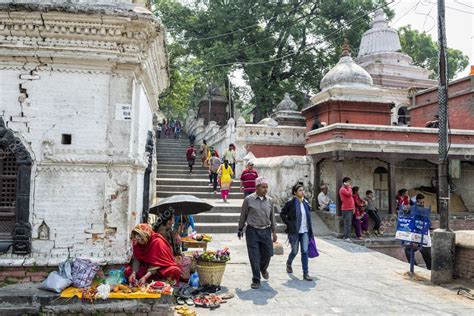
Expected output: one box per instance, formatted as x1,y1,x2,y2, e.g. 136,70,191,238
341,38,351,57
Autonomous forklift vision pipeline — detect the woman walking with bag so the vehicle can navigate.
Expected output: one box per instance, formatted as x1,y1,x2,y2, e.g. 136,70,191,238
280,183,318,281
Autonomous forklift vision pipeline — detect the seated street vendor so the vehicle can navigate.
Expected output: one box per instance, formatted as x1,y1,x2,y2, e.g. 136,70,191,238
125,223,181,285
154,210,182,257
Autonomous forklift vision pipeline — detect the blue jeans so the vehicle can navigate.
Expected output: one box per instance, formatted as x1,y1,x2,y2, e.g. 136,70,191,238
287,232,309,274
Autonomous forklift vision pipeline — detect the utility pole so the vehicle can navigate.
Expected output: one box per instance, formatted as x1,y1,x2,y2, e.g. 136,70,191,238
431,0,455,284
437,0,449,230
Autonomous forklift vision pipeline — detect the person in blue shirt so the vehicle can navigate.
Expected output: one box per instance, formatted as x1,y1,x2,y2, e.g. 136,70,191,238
174,215,196,238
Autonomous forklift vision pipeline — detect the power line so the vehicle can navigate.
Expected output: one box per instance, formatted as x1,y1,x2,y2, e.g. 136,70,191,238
196,0,397,72
454,0,474,9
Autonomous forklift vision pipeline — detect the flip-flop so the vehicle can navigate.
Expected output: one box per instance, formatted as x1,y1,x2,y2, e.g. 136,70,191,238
221,292,234,300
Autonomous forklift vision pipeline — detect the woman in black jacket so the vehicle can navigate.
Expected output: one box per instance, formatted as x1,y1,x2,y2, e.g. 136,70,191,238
280,183,314,281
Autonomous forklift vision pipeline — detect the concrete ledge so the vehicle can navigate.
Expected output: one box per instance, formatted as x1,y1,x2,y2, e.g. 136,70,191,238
455,230,474,249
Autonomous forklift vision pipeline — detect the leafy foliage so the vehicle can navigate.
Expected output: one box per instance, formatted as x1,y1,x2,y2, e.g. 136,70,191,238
153,0,395,121
398,25,469,80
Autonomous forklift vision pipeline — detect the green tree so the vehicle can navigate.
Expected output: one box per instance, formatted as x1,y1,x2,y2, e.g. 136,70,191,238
157,43,206,120
154,0,394,122
398,25,469,80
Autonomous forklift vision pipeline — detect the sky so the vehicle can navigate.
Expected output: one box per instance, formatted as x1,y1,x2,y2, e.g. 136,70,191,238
390,0,473,78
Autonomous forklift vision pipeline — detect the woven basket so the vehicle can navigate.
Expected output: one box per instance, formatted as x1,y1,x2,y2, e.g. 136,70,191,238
196,260,227,286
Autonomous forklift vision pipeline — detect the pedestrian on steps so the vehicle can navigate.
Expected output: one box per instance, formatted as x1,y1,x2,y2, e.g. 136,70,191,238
186,144,196,175
280,183,314,281
201,140,210,168
240,161,258,197
217,159,233,202
209,151,221,194
238,177,278,289
339,177,354,242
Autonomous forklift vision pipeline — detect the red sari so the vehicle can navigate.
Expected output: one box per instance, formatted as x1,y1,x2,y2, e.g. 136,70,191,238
125,224,181,284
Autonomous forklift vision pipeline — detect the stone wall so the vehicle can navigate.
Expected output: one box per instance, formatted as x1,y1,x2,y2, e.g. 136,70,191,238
251,155,313,206
0,4,168,266
454,231,474,281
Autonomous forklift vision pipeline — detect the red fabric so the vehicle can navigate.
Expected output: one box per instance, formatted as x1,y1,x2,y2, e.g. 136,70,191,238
339,186,355,211
396,194,409,209
240,169,259,192
186,147,195,160
131,226,181,283
352,193,365,217
124,264,181,284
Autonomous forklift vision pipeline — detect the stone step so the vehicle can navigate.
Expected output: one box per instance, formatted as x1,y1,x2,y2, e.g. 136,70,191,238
156,185,242,193
156,169,209,175
195,223,286,234
156,178,241,185
194,212,283,223
156,173,219,179
156,191,244,199
156,164,209,171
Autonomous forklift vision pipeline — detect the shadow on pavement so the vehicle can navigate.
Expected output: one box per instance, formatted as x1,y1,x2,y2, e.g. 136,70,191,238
282,274,318,292
321,236,373,253
234,282,278,305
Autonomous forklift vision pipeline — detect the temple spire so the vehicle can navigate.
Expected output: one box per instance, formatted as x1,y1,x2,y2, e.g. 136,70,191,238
341,38,351,57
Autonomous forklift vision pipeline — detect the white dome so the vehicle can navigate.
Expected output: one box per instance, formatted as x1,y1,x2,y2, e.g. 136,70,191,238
358,9,402,57
320,55,373,90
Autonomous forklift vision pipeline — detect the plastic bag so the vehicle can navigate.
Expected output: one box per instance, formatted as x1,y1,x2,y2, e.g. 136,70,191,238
59,259,73,280
40,271,72,293
105,269,125,286
189,272,199,288
71,258,99,288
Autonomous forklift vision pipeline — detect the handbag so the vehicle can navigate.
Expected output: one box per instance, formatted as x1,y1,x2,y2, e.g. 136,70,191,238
308,235,319,258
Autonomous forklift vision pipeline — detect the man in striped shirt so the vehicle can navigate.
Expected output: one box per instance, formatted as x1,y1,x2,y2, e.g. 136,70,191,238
240,161,259,197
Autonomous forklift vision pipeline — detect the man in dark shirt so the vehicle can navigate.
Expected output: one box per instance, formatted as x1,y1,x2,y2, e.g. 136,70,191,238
238,177,277,289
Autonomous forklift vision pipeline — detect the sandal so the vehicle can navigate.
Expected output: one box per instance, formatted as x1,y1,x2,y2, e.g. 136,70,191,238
220,292,235,300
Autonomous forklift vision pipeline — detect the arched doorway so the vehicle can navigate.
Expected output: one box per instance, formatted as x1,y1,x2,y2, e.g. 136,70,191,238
373,166,389,211
0,118,32,254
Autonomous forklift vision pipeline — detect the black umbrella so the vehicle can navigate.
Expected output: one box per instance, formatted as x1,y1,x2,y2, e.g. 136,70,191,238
149,194,214,216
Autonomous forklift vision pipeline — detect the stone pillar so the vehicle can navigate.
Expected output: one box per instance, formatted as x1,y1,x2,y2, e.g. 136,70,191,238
388,160,397,214
431,229,456,284
313,158,322,210
334,151,344,237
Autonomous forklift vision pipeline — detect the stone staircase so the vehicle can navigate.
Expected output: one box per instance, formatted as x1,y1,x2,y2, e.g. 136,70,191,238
155,136,284,233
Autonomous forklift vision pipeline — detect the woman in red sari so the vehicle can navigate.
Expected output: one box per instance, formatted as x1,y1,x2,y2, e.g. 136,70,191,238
125,224,181,285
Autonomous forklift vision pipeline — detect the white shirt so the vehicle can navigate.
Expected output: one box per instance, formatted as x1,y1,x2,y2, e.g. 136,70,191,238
318,192,331,209
299,201,308,233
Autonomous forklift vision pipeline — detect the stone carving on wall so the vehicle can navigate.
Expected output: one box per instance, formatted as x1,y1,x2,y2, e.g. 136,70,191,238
42,140,54,161
38,221,50,240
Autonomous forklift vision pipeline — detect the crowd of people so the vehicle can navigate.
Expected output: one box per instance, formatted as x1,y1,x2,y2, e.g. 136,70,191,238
157,118,182,139
185,140,260,204
319,178,432,269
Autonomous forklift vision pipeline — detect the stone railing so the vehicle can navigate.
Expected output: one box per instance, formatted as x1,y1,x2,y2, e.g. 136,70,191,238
185,112,307,177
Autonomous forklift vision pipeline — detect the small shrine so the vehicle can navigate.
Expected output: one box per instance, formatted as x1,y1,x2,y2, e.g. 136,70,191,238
270,93,306,127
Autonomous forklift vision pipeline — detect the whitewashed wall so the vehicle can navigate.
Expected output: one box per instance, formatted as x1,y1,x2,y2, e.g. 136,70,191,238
0,67,154,266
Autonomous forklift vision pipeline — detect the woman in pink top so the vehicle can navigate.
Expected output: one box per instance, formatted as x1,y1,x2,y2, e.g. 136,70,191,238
339,177,354,242
352,186,369,240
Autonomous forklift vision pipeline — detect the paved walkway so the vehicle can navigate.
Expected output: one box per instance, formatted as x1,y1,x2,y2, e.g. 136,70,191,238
196,234,473,316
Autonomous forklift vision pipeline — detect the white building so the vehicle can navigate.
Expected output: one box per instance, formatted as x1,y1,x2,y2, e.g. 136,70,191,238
0,0,169,266
355,9,435,125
